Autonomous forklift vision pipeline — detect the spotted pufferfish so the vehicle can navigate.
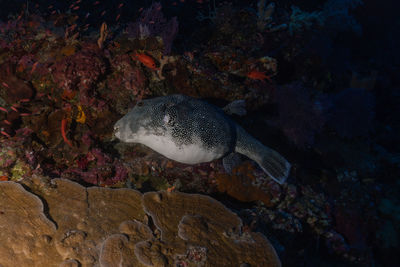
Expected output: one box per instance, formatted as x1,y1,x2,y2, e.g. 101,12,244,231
114,94,291,184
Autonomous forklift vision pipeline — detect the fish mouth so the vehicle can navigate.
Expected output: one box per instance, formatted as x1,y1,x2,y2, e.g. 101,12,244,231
113,129,123,141
113,122,123,139
110,133,118,141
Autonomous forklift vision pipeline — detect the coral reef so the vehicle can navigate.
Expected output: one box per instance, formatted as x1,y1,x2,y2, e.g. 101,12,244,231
0,177,281,266
50,43,107,106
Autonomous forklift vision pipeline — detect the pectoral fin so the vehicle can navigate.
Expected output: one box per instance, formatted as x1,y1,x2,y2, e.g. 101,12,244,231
222,153,243,174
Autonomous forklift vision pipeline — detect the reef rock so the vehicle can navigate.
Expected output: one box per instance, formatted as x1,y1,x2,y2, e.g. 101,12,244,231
0,177,280,266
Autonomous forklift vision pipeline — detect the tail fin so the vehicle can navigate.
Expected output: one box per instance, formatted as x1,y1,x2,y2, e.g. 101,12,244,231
257,147,291,184
235,125,291,184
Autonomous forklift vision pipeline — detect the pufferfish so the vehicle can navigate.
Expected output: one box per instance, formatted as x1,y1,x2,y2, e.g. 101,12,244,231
114,94,291,184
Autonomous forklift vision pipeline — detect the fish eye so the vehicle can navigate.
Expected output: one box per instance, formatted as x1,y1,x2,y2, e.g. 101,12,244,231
137,101,144,107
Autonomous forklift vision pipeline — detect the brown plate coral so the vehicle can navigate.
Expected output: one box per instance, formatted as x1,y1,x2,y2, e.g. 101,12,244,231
0,177,280,267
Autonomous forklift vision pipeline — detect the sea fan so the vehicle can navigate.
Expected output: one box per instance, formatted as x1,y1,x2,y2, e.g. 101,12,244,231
125,2,178,55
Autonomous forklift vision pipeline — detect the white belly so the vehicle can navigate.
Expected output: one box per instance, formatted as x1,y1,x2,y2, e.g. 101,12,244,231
137,133,224,164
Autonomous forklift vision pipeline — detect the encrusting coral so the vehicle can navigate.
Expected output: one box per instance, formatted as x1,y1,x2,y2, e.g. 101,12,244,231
0,177,281,267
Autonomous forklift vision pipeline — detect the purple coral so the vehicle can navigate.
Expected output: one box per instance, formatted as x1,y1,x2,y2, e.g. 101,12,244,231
65,148,128,186
125,2,179,54
270,82,327,148
50,43,106,105
327,87,375,138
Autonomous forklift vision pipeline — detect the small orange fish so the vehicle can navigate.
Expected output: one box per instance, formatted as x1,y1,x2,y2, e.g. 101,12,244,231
247,70,271,81
1,131,11,138
132,53,158,70
167,185,176,192
61,119,73,147
30,61,39,74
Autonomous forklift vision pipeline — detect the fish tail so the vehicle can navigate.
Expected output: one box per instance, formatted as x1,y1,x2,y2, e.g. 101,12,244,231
257,146,291,184
235,125,291,184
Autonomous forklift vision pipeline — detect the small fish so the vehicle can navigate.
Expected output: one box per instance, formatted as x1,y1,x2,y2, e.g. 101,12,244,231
30,62,39,74
247,70,271,81
132,53,158,70
2,82,9,88
1,131,11,138
61,119,73,147
0,107,8,113
118,3,124,8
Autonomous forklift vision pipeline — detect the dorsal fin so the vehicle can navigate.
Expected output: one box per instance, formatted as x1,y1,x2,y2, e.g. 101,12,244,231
223,100,247,116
